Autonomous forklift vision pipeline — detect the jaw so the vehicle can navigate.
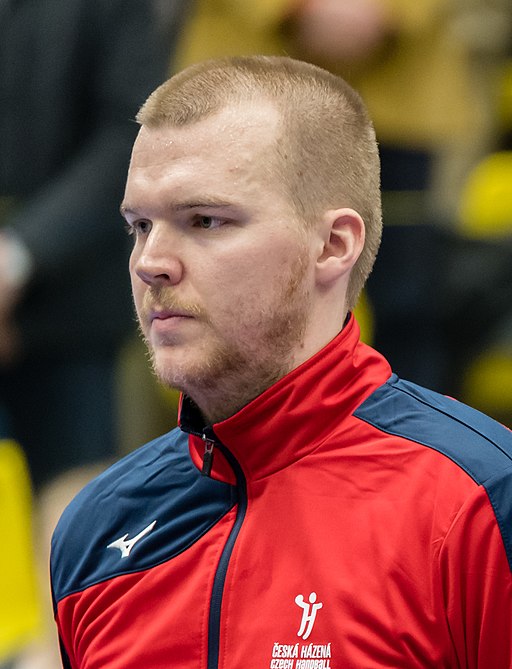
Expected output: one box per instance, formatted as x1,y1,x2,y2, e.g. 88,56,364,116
147,334,294,424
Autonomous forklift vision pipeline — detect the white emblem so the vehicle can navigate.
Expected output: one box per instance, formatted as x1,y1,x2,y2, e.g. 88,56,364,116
295,592,323,640
107,520,157,558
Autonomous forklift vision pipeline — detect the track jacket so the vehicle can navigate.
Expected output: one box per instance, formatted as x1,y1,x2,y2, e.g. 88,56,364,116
51,316,512,668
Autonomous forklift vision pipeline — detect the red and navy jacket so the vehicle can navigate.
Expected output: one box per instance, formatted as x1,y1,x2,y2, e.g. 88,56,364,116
51,316,512,668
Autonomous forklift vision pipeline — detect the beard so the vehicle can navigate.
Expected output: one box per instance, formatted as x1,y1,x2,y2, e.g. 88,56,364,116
136,248,311,422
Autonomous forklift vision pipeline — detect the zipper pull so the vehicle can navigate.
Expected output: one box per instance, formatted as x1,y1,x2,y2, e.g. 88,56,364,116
201,436,215,477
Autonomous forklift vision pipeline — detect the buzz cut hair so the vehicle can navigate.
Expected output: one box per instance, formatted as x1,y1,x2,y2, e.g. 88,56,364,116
136,55,382,310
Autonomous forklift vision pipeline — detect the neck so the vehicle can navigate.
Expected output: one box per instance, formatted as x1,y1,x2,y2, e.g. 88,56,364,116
187,361,293,425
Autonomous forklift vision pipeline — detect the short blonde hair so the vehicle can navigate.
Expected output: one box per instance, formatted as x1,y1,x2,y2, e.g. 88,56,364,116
137,56,382,310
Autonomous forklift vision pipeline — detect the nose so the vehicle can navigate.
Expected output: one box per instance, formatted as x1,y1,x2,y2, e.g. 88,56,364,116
131,223,184,287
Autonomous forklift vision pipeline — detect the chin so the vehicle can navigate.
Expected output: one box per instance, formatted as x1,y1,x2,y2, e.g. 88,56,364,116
152,357,188,393
151,340,243,397
151,347,208,394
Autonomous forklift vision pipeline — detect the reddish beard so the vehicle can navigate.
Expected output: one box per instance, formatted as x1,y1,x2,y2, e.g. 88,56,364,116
134,245,311,422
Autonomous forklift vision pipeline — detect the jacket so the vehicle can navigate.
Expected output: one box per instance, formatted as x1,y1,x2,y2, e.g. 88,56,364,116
50,315,512,668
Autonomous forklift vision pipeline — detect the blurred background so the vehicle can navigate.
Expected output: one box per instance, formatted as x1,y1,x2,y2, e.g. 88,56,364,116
1,0,511,666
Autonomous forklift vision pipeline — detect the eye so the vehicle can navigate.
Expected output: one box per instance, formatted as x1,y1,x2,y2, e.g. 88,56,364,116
193,215,225,230
125,219,152,237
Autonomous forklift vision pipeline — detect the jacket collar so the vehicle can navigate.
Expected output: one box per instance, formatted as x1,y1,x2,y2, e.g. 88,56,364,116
180,314,391,482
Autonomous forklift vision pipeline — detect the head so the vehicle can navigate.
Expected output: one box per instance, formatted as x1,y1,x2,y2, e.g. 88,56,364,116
123,56,382,422
137,56,382,309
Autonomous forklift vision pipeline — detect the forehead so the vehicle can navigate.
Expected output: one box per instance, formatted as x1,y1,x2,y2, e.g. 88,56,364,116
128,101,282,185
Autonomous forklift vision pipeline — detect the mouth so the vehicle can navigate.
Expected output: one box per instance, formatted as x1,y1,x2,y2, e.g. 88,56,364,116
150,309,194,322
144,306,198,340
140,293,202,339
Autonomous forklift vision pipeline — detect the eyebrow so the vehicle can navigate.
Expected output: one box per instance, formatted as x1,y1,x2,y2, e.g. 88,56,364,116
119,198,236,218
175,199,235,211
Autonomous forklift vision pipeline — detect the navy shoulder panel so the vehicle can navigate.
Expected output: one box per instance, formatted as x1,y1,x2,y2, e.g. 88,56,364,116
51,428,236,603
354,375,512,568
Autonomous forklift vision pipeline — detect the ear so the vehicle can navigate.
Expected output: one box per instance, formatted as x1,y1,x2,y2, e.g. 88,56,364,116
315,208,365,287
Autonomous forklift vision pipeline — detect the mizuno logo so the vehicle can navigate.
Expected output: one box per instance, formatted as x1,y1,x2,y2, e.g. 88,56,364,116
107,520,157,558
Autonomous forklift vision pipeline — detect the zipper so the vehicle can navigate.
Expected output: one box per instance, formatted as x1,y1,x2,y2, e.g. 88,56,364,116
204,437,248,669
201,435,215,476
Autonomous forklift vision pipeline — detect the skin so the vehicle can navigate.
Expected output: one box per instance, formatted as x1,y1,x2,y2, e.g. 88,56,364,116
122,100,364,423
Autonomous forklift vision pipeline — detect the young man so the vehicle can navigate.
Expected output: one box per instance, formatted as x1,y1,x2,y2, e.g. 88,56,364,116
51,56,512,668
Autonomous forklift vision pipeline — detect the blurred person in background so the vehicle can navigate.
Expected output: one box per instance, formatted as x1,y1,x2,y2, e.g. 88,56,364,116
0,0,172,490
0,0,187,667
171,0,512,396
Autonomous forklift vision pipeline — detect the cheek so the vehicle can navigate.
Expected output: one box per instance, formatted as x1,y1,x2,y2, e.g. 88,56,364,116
129,272,145,316
211,255,293,317
128,246,140,277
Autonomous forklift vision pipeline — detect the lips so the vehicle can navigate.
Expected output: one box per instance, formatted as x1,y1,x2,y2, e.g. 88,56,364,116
141,291,203,332
150,309,192,322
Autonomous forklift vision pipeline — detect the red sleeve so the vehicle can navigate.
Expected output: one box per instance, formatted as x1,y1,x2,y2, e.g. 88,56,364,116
439,484,512,668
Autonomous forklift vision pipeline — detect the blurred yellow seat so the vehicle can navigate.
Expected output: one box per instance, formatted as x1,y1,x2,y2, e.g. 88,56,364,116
0,440,42,662
458,151,512,238
462,349,512,418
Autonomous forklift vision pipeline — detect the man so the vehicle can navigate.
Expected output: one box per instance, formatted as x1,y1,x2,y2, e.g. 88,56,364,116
50,56,512,668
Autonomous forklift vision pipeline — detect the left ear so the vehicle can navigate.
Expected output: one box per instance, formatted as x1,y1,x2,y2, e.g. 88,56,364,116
315,208,365,286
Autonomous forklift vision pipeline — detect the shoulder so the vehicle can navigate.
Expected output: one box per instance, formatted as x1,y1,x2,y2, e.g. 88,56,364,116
355,375,512,568
51,427,187,563
355,374,512,482
51,428,236,603
55,427,187,520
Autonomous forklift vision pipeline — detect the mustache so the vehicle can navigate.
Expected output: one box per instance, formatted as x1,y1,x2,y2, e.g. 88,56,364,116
140,286,205,321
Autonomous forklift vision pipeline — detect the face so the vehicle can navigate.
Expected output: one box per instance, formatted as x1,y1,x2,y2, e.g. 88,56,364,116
122,102,317,422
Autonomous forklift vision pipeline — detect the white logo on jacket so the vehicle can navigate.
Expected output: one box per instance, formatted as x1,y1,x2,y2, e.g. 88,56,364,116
107,520,157,558
295,592,323,640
